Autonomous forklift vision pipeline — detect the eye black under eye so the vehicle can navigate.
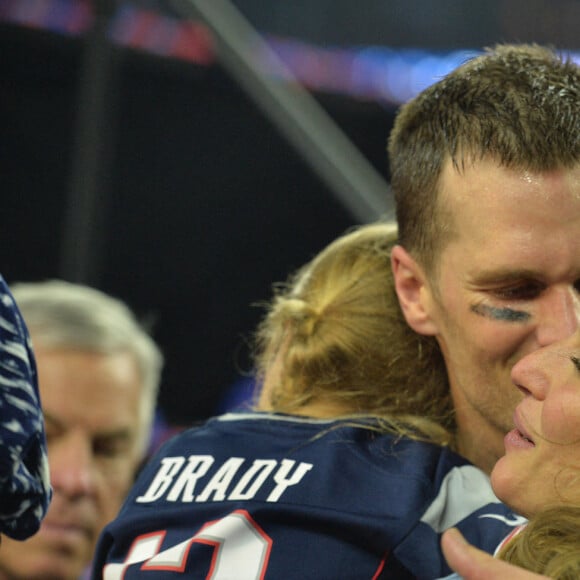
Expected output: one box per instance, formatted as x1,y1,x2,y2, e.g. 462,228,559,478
571,356,580,373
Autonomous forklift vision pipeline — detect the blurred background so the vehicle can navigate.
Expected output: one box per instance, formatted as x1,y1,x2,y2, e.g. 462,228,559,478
1,0,579,428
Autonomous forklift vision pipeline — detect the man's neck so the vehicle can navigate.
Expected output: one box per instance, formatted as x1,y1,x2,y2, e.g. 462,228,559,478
455,423,505,475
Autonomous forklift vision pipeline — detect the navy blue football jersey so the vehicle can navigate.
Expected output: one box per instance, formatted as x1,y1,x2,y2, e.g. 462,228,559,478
92,412,525,579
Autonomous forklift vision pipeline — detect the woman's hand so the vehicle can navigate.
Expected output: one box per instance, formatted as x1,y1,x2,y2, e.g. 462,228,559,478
441,528,550,580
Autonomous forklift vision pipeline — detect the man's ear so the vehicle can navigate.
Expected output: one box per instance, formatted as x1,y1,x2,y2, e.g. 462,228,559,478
391,245,439,336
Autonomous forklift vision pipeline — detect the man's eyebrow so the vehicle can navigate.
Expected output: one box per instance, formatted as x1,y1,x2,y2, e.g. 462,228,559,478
43,411,133,440
471,268,543,284
571,356,580,373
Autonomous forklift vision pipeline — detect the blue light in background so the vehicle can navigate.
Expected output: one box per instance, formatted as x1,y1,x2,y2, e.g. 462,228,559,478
1,0,579,107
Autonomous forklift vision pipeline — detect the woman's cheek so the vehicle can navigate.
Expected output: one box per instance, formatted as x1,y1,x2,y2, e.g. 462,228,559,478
542,389,580,445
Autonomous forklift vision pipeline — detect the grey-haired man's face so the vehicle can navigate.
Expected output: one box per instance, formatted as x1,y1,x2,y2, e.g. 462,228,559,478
0,347,145,580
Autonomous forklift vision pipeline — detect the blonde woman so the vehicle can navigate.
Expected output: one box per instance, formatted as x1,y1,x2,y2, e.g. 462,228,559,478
442,330,580,579
92,223,520,579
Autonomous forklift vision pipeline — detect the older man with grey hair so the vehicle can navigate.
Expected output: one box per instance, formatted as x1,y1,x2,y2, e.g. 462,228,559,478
0,280,163,580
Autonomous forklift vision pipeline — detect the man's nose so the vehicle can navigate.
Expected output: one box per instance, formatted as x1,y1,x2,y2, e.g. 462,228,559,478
49,432,96,498
536,286,580,347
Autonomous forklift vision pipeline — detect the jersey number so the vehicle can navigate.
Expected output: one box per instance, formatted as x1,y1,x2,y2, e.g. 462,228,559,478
103,510,273,579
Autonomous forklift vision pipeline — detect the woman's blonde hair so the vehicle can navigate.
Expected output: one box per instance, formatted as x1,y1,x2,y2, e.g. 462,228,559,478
498,506,580,579
253,222,454,444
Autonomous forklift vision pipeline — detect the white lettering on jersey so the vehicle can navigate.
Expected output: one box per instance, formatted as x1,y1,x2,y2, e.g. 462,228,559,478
136,457,186,503
267,459,313,502
166,455,214,502
228,460,277,500
134,455,314,505
196,457,246,502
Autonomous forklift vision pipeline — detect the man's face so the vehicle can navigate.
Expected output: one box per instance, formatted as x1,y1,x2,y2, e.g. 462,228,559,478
0,348,145,580
491,330,580,517
407,159,580,472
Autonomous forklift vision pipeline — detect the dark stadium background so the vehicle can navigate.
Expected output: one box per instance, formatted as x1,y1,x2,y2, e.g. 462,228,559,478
1,0,577,426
